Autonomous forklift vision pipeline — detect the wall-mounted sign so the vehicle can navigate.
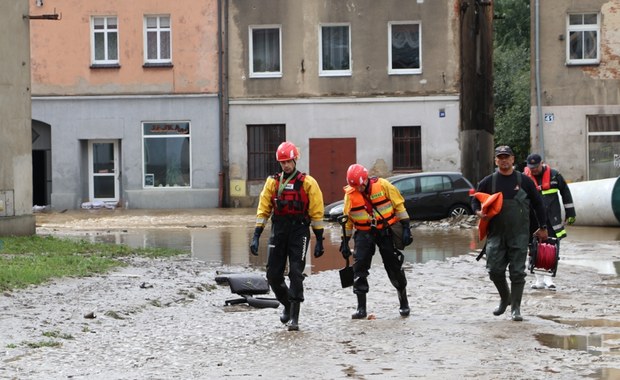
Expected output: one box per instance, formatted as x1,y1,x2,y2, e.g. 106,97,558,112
544,113,554,123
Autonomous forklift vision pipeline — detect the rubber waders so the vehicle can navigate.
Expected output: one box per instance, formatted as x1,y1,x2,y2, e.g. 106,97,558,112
511,282,524,321
398,288,410,317
492,279,511,316
280,303,291,324
287,302,300,331
352,293,367,319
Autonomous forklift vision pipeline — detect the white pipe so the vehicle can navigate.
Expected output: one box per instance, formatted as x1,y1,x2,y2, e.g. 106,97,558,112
568,177,620,226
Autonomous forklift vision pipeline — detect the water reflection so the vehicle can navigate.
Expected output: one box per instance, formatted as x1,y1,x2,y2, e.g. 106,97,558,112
536,332,620,356
48,224,481,273
41,221,620,275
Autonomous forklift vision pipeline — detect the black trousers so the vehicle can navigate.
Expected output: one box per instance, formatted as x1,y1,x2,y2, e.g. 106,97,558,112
352,229,407,294
266,220,310,303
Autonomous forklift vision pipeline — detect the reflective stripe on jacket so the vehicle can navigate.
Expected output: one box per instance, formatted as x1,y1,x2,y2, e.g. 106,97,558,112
345,178,397,231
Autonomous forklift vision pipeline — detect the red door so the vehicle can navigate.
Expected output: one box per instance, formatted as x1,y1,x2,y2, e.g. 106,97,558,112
309,138,356,204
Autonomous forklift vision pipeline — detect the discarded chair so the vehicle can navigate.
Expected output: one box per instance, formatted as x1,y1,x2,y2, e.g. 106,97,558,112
215,272,279,308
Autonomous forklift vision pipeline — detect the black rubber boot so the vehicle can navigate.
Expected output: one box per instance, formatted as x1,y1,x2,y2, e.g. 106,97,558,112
492,279,511,316
351,293,367,319
271,281,291,324
511,282,524,322
287,302,300,331
279,302,291,324
398,288,410,317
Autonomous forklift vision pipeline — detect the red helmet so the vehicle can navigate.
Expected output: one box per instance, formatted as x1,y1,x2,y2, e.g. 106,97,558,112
276,141,300,162
347,164,368,186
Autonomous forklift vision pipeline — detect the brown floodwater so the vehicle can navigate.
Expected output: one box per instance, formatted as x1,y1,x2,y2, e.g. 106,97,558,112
35,208,620,275
48,223,483,274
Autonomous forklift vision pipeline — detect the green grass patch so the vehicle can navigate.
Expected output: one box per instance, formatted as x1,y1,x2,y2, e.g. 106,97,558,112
0,235,184,291
24,340,62,349
42,330,74,340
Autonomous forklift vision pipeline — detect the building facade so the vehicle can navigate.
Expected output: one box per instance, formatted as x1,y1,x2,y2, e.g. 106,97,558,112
29,0,464,210
0,0,36,235
531,0,620,182
30,0,221,210
226,0,462,205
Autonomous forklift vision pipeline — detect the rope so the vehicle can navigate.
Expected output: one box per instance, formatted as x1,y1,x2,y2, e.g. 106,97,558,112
535,242,557,271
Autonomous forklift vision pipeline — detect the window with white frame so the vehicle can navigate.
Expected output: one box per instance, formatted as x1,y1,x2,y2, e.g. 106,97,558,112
143,122,191,188
250,25,282,78
145,15,172,65
388,21,421,75
567,13,600,65
91,16,119,65
319,23,351,76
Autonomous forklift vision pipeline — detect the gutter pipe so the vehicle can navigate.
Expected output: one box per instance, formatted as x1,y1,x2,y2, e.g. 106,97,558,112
535,0,545,159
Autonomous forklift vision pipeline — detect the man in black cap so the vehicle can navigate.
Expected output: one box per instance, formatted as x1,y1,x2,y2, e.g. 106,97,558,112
472,145,548,321
524,153,576,290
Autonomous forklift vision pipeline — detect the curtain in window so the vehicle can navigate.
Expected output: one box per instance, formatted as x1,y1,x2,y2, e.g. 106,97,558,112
391,24,420,69
569,30,597,60
253,29,280,72
322,26,349,71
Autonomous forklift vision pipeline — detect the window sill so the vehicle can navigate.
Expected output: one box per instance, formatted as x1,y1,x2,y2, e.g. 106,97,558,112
388,70,422,75
249,72,283,79
565,61,600,66
90,63,121,69
143,62,174,68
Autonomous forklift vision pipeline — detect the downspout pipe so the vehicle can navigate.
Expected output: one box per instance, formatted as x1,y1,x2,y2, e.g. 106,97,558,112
535,0,545,159
217,0,230,207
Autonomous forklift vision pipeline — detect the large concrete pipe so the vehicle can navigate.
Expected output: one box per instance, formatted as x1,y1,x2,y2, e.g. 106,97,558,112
568,177,620,226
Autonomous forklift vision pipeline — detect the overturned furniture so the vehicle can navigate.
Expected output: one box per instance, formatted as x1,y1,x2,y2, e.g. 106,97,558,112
215,272,280,308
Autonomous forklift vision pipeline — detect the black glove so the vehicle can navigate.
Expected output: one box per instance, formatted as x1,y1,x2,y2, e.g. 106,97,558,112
249,226,263,256
339,236,352,259
313,229,324,258
401,220,413,246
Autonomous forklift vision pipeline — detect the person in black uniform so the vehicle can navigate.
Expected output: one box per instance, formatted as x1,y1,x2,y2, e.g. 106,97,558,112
524,153,576,290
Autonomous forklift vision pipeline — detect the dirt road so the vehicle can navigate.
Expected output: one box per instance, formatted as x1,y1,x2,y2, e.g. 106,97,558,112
1,210,620,379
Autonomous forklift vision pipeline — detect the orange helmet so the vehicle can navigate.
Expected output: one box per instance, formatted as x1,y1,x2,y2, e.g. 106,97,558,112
347,164,368,186
276,141,300,162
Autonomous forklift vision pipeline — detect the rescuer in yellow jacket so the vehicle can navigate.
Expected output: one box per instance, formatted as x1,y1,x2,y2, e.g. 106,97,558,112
340,164,413,319
249,141,325,331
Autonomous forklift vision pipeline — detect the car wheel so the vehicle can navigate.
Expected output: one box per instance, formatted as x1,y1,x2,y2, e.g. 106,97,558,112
449,205,472,217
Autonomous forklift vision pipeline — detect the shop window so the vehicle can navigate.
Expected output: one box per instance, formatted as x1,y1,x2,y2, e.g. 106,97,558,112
393,126,422,171
587,115,620,180
247,124,285,180
143,122,191,188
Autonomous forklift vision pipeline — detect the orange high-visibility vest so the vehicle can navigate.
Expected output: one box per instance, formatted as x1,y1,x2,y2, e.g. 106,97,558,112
345,178,397,230
524,165,551,191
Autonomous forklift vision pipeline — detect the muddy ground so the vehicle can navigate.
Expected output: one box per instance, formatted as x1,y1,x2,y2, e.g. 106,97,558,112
2,210,620,379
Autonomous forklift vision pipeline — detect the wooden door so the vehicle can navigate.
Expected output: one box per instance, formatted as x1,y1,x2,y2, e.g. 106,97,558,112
309,138,356,204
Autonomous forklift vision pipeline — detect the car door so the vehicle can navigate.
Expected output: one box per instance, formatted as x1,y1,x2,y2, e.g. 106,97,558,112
415,175,447,219
391,176,418,217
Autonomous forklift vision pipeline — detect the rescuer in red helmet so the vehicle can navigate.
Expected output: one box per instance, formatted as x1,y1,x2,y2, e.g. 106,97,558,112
340,163,413,319
250,141,325,331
